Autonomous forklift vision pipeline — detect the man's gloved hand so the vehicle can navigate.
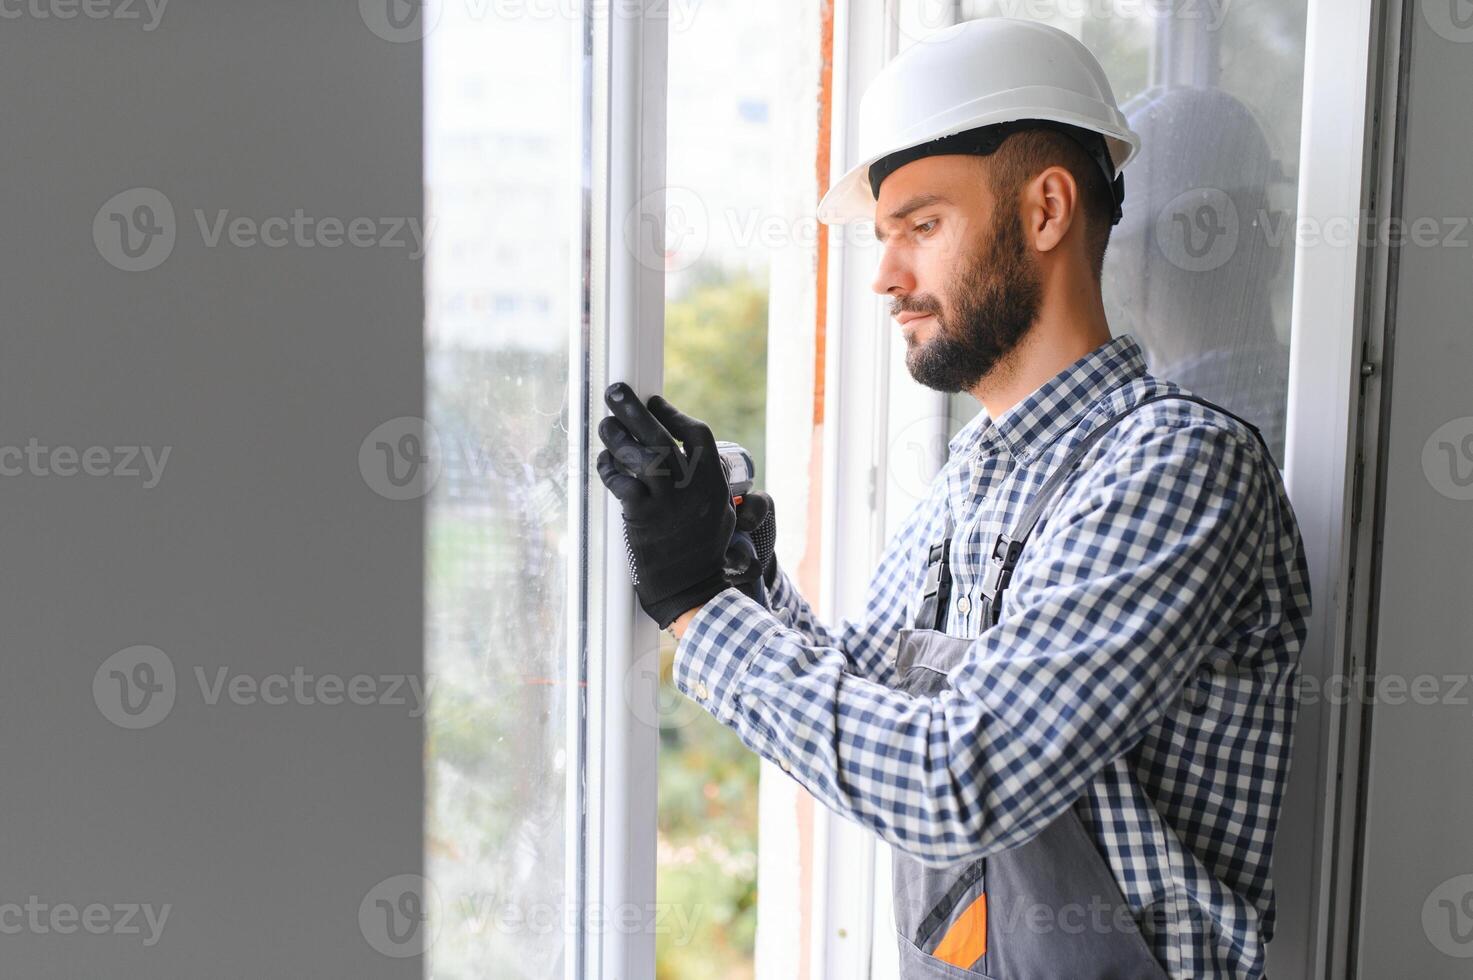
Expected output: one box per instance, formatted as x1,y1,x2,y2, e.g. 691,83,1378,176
723,492,777,606
595,382,735,630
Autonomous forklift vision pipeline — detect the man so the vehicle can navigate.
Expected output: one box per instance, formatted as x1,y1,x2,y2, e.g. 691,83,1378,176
596,18,1311,980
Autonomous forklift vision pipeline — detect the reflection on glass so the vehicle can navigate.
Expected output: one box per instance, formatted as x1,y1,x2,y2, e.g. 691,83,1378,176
943,2,1307,466
1109,84,1293,462
424,5,581,977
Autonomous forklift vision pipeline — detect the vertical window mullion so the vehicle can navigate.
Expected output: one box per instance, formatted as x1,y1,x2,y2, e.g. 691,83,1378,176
580,2,669,979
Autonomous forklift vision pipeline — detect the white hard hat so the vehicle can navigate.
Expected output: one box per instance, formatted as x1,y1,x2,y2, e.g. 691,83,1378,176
817,18,1142,225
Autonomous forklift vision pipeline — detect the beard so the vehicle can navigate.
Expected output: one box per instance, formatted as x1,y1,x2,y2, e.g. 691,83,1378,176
899,206,1042,393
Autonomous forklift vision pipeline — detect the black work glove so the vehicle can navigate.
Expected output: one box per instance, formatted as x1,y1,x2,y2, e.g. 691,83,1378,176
595,383,736,630
723,491,777,606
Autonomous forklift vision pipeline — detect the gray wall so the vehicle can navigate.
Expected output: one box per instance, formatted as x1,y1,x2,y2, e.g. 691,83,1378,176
1353,4,1473,976
0,4,424,977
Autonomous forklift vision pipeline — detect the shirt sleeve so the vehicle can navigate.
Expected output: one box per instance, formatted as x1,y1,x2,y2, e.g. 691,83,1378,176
758,486,937,682
672,420,1269,867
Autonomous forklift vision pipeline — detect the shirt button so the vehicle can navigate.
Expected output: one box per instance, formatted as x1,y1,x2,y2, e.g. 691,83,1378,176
694,681,710,701
779,758,792,773
957,595,971,614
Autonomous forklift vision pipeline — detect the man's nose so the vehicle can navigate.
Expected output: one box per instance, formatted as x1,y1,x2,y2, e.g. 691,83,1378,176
872,245,916,297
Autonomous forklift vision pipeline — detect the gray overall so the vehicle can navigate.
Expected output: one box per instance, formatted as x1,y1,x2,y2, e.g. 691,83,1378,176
888,393,1270,979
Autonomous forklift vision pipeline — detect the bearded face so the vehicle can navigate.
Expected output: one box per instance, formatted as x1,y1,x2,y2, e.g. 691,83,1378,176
893,201,1043,394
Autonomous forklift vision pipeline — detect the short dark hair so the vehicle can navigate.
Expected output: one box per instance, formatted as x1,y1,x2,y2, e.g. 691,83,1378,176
982,126,1115,280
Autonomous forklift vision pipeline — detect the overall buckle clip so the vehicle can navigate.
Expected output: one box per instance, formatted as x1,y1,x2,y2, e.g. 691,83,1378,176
980,533,1024,603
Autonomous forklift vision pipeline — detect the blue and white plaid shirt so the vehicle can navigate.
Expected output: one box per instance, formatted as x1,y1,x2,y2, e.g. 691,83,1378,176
674,333,1312,979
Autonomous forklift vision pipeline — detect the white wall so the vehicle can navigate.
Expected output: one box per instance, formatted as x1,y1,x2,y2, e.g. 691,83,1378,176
1352,5,1473,975
0,6,424,976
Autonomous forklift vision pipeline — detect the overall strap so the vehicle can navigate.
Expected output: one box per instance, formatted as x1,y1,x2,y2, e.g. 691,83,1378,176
979,392,1271,628
913,506,956,631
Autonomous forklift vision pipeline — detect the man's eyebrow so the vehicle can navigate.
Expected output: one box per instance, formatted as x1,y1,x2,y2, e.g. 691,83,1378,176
874,193,951,241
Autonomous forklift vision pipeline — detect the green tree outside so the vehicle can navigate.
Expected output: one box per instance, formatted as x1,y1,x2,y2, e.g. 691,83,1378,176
657,263,769,980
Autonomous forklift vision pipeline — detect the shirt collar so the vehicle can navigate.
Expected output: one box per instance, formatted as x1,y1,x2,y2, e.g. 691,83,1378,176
947,333,1148,462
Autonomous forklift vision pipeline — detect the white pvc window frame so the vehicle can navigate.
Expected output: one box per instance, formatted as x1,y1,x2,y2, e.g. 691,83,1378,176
570,2,669,979
811,0,1389,978
1273,0,1392,976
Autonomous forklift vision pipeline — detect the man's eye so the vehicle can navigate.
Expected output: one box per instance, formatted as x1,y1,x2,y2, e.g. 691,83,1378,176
914,220,938,236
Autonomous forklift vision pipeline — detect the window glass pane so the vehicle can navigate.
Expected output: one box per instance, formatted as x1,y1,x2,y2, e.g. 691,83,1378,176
659,0,815,975
424,5,583,976
935,2,1306,467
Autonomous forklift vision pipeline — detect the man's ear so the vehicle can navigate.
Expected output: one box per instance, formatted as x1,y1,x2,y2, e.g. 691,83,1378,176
1026,166,1079,255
